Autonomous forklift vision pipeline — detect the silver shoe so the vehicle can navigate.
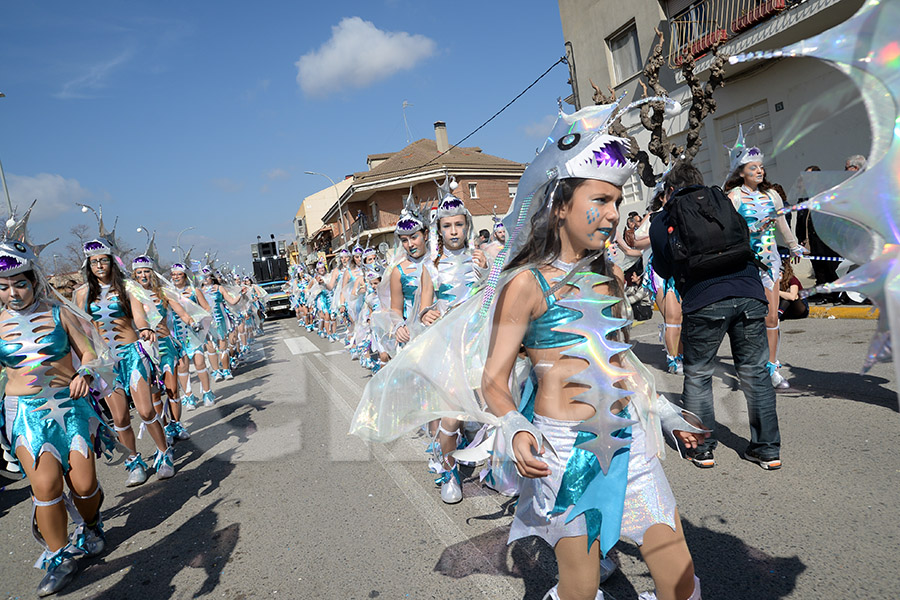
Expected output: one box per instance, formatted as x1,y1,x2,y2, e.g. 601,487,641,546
154,448,175,480
438,468,462,504
124,454,148,487
202,391,216,407
37,552,78,597
164,423,175,447
182,394,198,411
771,369,790,389
73,522,106,558
175,422,191,441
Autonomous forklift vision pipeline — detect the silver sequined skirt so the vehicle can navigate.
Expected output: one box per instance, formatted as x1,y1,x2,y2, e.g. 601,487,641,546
509,413,678,548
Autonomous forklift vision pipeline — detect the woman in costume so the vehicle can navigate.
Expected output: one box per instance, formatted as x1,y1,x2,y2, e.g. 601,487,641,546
724,127,805,389
75,234,173,486
0,222,116,596
133,255,199,443
351,100,707,600
482,208,509,262
202,267,242,381
310,261,335,338
170,262,216,409
418,177,488,503
641,188,684,374
388,192,431,348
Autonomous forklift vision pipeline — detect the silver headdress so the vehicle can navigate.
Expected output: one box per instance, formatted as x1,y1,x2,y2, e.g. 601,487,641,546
1,201,58,277
133,226,159,271
78,203,118,259
726,123,766,174
394,186,427,235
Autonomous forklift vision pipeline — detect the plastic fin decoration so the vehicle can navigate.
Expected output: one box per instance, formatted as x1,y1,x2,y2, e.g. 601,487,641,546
729,0,900,383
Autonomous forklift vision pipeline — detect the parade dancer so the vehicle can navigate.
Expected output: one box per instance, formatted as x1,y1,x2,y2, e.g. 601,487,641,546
387,191,431,349
202,267,242,382
352,100,707,600
0,215,117,596
133,254,200,444
74,209,174,486
725,127,805,389
326,249,353,343
482,206,508,262
310,261,334,338
418,176,488,503
170,262,215,410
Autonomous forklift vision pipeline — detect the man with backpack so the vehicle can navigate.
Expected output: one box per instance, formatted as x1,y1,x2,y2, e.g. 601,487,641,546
650,160,782,470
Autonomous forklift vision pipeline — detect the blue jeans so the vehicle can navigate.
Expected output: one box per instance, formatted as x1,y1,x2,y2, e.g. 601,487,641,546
681,297,781,458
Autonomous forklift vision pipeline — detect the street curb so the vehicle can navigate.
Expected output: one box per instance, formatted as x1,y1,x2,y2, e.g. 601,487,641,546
651,304,878,319
808,305,879,320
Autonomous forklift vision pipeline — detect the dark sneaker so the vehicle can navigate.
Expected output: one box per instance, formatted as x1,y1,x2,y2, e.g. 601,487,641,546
686,450,716,468
744,449,782,470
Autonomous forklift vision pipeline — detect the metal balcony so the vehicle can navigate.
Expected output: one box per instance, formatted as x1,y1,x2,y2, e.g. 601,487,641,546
668,0,803,67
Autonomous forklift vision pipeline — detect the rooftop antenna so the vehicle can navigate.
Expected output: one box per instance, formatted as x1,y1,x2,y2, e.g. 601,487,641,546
402,100,413,144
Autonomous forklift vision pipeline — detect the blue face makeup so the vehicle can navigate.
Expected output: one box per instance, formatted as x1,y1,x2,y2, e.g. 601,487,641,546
586,207,601,225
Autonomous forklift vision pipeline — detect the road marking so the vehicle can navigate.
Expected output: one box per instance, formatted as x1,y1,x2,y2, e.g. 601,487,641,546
323,350,343,356
305,352,519,599
283,336,318,355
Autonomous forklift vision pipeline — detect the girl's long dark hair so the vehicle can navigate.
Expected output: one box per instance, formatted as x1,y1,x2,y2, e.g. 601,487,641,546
724,164,774,194
504,177,626,320
85,255,133,320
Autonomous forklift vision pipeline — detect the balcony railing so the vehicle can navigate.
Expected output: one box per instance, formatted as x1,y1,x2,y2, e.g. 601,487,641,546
668,0,800,67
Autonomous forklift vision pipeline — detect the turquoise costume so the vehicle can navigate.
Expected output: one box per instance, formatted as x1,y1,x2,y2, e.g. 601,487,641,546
397,261,422,320
86,285,152,394
522,269,585,349
204,285,230,340
730,186,782,289
0,305,112,472
170,287,203,358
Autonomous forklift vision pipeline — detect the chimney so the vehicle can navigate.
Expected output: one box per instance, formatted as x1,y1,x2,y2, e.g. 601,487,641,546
434,121,449,153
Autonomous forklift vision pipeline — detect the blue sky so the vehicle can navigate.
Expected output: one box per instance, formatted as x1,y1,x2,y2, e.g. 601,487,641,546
0,1,570,273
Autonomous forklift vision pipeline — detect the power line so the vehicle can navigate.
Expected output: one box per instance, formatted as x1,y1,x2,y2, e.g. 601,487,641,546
365,57,568,181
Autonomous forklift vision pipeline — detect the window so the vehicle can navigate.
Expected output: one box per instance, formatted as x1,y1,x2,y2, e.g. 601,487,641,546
608,23,641,85
508,182,518,198
468,182,478,199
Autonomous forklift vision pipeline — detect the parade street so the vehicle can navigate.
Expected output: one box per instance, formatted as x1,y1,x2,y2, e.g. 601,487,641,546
1,315,897,600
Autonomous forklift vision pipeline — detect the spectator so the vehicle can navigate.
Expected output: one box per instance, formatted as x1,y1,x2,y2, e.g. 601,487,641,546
778,261,809,320
624,267,653,321
477,229,491,247
650,160,781,470
845,154,867,172
356,209,368,233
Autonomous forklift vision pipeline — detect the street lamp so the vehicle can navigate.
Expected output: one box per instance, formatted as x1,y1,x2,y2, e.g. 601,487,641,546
305,171,346,246
0,91,14,226
172,226,194,257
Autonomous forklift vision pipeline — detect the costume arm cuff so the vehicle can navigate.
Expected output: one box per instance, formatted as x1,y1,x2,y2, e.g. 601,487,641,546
498,411,543,463
656,395,710,440
76,366,94,380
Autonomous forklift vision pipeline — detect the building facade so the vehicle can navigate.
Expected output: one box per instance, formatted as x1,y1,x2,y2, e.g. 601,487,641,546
559,0,870,214
318,122,526,253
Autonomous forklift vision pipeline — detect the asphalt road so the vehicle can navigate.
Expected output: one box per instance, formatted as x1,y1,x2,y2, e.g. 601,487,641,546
1,315,898,599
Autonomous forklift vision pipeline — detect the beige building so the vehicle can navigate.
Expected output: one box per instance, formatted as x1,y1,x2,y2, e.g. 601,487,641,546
296,177,353,261
559,0,870,212
318,122,526,253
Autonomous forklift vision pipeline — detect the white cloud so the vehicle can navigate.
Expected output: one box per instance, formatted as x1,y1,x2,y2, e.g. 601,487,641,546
212,178,245,193
265,168,290,181
55,48,134,99
523,114,557,138
6,173,90,221
296,17,436,97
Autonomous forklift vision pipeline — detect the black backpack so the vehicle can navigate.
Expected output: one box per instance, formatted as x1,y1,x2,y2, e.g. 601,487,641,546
665,185,754,284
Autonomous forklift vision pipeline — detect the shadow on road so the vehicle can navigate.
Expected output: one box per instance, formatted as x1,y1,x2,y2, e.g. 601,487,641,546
433,516,805,600
62,497,240,600
782,364,897,412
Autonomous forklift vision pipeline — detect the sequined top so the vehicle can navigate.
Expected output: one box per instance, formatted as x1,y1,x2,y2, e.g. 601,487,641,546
397,261,422,320
522,269,585,349
204,285,227,325
0,306,70,379
87,284,129,353
729,186,789,282
433,247,479,308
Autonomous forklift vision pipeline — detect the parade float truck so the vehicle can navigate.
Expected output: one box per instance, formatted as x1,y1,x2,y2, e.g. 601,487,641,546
251,239,292,318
